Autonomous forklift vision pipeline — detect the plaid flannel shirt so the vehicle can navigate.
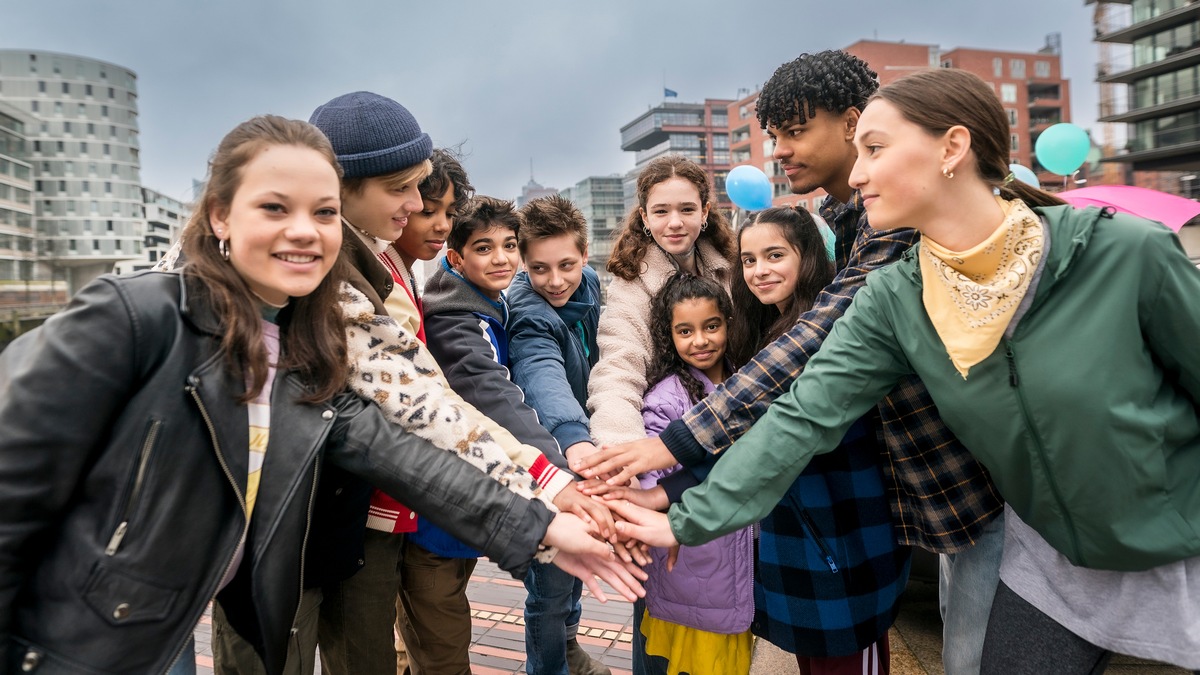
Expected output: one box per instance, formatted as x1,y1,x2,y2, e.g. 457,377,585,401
660,193,1004,553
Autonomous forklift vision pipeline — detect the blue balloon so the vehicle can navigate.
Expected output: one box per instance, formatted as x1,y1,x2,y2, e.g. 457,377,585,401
1008,163,1039,188
1034,123,1090,176
726,165,773,211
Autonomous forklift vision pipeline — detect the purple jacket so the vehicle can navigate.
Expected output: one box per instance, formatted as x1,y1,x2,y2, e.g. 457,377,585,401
641,368,754,634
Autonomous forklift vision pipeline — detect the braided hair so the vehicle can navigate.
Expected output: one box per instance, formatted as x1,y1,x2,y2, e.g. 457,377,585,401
756,51,879,130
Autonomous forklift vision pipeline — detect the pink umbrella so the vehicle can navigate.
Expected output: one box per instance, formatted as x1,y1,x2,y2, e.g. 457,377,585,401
1058,185,1200,232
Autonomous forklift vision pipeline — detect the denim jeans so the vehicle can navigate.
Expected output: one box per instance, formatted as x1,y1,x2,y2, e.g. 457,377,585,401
167,636,197,675
523,560,583,675
939,510,1004,675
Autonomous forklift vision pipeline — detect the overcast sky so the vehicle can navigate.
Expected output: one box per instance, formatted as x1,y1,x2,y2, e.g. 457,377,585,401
2,0,1099,204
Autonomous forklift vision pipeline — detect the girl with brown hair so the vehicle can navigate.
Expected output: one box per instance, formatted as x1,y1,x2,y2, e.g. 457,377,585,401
587,155,736,448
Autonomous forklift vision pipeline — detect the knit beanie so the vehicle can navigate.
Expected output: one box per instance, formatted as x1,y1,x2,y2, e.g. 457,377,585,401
309,91,432,179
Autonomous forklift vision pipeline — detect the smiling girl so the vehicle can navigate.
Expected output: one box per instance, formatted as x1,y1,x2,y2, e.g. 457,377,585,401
588,155,736,449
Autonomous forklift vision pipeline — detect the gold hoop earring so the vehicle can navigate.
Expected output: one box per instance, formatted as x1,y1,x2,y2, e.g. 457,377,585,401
942,167,955,179
218,238,230,261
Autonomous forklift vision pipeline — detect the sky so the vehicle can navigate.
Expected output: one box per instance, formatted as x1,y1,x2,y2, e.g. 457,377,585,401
2,0,1100,205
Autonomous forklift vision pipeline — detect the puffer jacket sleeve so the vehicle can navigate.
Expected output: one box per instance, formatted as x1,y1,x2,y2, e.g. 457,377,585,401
340,285,571,502
509,310,592,452
0,276,145,662
641,376,686,438
326,393,555,578
587,275,654,445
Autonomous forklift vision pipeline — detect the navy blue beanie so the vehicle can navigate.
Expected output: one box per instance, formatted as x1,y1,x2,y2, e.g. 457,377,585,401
309,91,433,179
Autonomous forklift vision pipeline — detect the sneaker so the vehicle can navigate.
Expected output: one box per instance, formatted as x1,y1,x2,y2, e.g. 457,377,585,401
566,638,611,675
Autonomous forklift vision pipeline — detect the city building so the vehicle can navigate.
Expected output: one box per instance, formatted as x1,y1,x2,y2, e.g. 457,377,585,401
517,175,559,208
0,50,146,292
1089,0,1199,173
559,174,624,297
113,186,190,274
0,101,35,284
618,99,733,212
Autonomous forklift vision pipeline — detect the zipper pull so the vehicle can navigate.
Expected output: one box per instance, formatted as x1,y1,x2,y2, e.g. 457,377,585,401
1005,344,1019,387
105,521,128,556
825,555,839,573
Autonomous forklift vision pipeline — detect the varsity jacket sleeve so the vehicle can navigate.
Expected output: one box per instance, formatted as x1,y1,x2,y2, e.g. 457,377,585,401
509,311,593,452
587,275,655,446
1141,224,1200,403
660,224,922,467
0,277,143,662
340,285,572,502
383,281,424,341
424,309,570,474
668,277,911,546
328,392,556,578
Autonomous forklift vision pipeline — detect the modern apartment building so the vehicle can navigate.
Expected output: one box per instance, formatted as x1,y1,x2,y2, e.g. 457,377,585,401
112,186,190,275
1090,0,1200,172
559,174,624,297
0,50,146,292
0,102,35,283
619,99,733,212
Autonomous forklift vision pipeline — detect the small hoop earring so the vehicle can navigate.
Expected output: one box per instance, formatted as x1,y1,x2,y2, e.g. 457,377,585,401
700,219,708,232
642,225,652,237
942,167,955,179
218,238,230,261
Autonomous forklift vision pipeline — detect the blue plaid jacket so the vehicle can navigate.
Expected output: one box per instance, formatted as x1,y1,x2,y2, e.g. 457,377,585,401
661,194,1004,553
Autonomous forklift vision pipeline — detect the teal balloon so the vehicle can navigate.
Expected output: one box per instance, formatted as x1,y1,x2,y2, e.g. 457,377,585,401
1008,163,1039,188
816,219,836,261
1034,123,1090,176
726,165,773,210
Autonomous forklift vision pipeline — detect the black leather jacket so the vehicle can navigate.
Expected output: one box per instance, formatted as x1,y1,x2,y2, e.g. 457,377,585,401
0,271,554,675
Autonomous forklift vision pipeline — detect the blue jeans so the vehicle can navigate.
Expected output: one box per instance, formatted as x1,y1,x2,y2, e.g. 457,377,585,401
523,561,583,675
939,509,1004,675
167,636,197,675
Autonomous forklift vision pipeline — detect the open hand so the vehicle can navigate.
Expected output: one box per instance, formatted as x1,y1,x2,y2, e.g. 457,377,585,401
570,437,677,487
542,513,647,602
607,499,680,549
578,479,669,512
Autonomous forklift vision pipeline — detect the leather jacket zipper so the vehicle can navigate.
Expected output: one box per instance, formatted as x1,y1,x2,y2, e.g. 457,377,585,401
105,419,162,556
169,381,249,675
290,460,320,642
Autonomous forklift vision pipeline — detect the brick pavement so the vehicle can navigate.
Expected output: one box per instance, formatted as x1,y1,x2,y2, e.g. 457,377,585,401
190,559,637,675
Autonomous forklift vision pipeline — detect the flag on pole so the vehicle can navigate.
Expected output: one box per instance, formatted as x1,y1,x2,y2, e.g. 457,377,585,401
664,87,678,98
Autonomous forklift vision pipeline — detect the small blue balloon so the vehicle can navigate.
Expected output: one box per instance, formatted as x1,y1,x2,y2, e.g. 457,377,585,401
1034,123,1090,176
1008,163,1039,188
726,165,773,211
816,218,836,261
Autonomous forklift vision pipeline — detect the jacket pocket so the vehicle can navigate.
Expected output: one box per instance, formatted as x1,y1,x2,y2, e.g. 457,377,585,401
82,561,181,626
790,499,840,574
105,418,162,556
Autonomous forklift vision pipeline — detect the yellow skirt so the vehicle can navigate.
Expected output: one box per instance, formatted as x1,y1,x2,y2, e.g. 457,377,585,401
641,610,753,675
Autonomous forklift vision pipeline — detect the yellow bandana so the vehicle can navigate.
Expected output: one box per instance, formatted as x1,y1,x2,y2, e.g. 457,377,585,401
919,198,1044,379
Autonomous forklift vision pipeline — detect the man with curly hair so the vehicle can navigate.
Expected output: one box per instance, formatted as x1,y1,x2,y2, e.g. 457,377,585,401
576,50,1005,675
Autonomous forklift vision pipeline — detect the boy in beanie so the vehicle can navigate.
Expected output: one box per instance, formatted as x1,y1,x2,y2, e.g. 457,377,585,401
310,92,616,675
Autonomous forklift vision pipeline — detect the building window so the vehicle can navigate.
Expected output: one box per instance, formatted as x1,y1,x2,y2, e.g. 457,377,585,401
63,121,71,134
1035,61,1050,78
53,102,63,115
80,141,87,153
77,103,85,116
85,84,93,96
1007,109,1019,127
1011,134,1020,152
1001,84,1018,103
1010,60,1026,79
87,122,95,135
38,81,46,93
993,58,1003,77
108,87,114,99
61,82,69,94
101,105,108,117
